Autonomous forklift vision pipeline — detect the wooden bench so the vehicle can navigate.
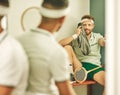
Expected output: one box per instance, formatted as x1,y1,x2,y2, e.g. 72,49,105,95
71,80,96,95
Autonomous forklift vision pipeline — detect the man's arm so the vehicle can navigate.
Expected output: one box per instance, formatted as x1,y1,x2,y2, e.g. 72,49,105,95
55,80,76,95
59,36,74,46
98,37,105,47
59,28,81,46
0,86,14,95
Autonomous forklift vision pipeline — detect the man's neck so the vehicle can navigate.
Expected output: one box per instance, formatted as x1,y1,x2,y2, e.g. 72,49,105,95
87,33,92,40
38,24,54,33
38,20,59,34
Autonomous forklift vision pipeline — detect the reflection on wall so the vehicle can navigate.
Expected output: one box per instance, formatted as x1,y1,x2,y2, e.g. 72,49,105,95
8,0,42,37
21,7,41,31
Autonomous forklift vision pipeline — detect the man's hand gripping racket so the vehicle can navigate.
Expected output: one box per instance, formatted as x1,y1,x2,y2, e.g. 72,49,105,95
74,66,101,83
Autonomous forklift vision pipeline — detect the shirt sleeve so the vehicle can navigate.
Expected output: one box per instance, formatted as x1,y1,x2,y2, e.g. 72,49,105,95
97,33,104,40
49,47,70,82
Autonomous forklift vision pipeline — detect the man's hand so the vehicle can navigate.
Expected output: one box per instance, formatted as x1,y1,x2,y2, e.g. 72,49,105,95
75,27,82,36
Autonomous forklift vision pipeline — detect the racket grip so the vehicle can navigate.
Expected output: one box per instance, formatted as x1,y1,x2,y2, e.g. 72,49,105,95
70,73,75,81
68,64,73,74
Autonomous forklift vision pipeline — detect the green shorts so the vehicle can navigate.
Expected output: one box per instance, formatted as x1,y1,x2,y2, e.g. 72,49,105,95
82,62,105,80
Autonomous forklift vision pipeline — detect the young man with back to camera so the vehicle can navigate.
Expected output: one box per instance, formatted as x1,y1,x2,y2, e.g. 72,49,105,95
18,0,77,95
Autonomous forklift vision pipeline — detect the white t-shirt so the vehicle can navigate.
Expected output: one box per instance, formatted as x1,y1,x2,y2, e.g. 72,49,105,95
0,31,29,95
72,32,103,65
18,28,70,95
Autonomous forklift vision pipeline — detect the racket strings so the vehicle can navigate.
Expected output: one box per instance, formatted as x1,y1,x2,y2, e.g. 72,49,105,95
75,69,86,81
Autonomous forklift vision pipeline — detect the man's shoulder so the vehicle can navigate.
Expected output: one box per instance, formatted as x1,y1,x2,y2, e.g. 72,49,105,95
92,32,103,38
93,32,101,35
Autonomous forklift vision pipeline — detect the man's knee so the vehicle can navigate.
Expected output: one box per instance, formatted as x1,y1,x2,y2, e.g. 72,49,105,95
94,71,105,85
94,71,105,78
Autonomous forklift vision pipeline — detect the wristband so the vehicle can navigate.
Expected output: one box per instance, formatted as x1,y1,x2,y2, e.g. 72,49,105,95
72,34,78,39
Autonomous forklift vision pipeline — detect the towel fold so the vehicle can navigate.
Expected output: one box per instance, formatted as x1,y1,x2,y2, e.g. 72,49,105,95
77,28,91,55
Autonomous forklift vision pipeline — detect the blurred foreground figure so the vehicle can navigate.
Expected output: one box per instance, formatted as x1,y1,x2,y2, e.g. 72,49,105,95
0,0,29,95
18,0,76,95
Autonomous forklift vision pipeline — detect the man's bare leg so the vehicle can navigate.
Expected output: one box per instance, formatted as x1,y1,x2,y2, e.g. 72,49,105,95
94,71,105,95
64,45,82,71
64,45,105,95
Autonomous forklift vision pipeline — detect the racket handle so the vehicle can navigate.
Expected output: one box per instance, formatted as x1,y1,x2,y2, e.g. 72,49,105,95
68,64,73,74
87,66,102,73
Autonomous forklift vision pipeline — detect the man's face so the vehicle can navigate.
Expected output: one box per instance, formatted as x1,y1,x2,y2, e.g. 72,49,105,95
82,20,94,35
